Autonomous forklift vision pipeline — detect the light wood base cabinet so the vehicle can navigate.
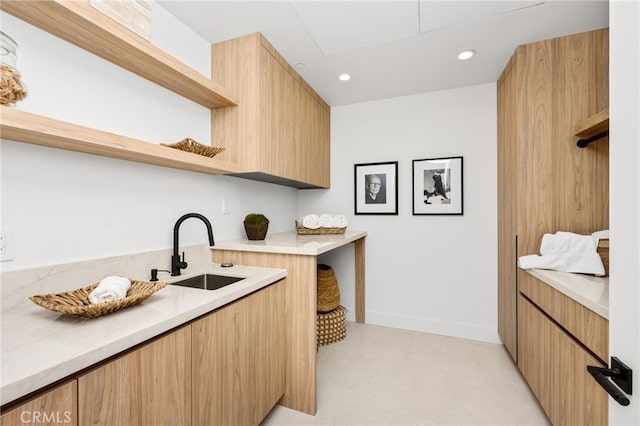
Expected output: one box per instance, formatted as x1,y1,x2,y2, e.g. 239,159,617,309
0,380,77,426
212,251,318,415
519,294,608,425
192,280,285,426
212,32,330,189
77,325,192,426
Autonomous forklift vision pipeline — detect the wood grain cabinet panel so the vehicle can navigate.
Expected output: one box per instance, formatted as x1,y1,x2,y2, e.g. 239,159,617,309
497,28,609,363
192,280,285,426
212,250,318,415
0,380,77,426
519,295,608,426
77,325,192,426
212,32,330,189
520,273,608,362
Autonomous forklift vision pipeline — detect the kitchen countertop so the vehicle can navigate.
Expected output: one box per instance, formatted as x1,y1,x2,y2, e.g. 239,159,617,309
212,230,367,255
526,268,609,319
0,263,286,406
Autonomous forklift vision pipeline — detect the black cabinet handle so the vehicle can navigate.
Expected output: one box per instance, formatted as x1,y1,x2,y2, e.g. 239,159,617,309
587,357,633,406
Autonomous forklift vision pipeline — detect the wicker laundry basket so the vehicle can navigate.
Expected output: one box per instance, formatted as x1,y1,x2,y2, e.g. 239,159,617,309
317,305,347,348
317,264,340,312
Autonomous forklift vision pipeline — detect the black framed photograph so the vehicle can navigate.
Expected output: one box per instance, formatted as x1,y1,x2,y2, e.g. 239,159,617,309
354,161,398,215
412,156,463,215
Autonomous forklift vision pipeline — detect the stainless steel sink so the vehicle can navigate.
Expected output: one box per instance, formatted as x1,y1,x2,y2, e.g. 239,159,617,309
170,274,244,290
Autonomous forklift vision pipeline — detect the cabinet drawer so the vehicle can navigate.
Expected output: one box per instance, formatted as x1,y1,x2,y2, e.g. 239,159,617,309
518,295,608,426
519,271,608,362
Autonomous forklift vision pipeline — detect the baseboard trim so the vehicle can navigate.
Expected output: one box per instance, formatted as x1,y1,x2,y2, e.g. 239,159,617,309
345,309,501,344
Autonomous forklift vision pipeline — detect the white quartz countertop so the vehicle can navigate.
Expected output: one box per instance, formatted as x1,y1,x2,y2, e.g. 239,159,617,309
526,268,609,319
212,230,367,255
0,263,286,406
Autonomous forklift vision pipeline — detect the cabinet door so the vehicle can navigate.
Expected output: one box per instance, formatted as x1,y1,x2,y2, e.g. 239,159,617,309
1,380,77,426
192,280,285,426
497,51,519,361
212,32,330,189
519,295,608,426
77,325,191,426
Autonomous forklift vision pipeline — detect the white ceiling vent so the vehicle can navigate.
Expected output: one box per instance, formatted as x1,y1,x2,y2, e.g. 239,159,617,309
289,1,420,56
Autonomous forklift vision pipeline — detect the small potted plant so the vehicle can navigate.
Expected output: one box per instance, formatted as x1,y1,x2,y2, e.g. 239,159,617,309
244,213,270,240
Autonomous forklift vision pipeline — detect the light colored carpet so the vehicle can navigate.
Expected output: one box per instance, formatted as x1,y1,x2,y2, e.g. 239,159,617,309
263,322,550,426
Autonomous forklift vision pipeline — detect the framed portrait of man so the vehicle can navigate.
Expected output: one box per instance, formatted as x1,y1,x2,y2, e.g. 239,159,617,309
354,161,398,215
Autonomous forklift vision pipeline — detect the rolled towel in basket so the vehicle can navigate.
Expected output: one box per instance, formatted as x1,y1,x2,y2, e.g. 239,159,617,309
302,213,321,229
89,276,131,304
318,214,334,228
333,214,348,228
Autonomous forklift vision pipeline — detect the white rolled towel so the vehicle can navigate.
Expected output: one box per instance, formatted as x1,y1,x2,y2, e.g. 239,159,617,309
302,213,321,229
333,214,348,228
89,276,131,304
318,214,334,228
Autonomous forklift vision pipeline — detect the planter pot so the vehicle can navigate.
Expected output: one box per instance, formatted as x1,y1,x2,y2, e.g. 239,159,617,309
244,222,268,240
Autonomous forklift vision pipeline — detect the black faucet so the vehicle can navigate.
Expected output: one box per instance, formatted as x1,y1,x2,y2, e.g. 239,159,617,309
171,213,215,276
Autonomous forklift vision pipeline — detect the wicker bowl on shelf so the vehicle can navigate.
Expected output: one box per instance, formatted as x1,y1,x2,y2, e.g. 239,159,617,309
29,280,167,318
161,138,225,158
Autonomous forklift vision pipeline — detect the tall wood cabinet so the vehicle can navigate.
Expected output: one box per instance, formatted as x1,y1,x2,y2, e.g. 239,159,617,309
211,32,331,189
497,28,609,360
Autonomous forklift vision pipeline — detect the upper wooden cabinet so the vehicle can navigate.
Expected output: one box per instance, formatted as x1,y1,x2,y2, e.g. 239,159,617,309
497,28,609,361
211,33,331,189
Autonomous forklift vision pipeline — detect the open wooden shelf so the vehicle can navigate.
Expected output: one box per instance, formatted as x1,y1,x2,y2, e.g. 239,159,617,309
0,108,241,175
0,0,237,109
575,108,609,140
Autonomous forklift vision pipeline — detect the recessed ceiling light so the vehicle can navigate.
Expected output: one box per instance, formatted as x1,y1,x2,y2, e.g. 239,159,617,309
338,73,351,81
294,62,306,70
458,50,476,61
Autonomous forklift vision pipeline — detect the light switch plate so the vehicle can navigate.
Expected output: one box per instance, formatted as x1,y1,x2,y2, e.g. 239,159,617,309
0,229,14,261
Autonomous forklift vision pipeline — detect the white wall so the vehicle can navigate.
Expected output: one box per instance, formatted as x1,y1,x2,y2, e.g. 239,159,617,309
0,8,297,272
300,83,499,343
609,0,640,423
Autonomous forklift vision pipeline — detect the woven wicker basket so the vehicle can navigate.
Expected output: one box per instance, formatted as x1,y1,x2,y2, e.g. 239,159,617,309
317,264,340,313
29,280,166,318
161,138,225,158
295,220,346,235
317,305,346,348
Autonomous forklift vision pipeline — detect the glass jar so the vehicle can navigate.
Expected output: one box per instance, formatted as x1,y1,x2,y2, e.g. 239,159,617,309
0,30,27,106
0,31,18,70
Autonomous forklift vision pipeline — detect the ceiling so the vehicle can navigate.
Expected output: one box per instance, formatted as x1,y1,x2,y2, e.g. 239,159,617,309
157,1,609,107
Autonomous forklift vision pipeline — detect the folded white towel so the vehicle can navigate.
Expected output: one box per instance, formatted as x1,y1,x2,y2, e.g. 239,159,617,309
318,214,334,228
89,276,131,304
518,231,605,276
332,214,348,228
302,214,320,229
591,229,609,245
